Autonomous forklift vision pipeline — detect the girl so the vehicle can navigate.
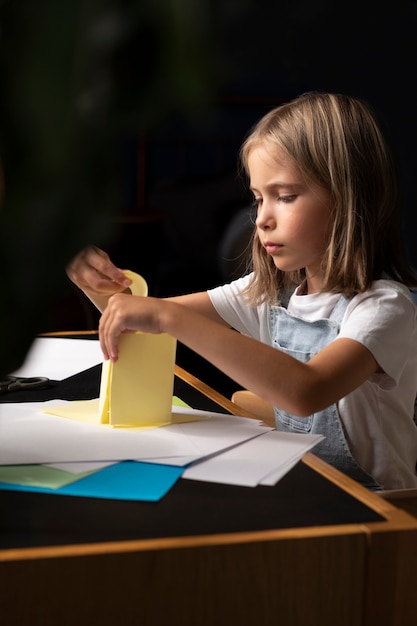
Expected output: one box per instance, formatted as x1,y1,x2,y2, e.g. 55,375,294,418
67,92,417,490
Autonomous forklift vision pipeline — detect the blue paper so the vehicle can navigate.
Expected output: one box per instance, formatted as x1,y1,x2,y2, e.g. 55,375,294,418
0,461,183,501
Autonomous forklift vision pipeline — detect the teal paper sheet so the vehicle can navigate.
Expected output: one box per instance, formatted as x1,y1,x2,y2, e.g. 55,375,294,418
0,461,184,501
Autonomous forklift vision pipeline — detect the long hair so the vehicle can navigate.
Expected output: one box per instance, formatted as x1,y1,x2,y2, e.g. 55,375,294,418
239,91,417,304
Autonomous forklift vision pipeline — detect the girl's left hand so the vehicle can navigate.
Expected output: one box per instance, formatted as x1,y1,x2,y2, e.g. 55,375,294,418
98,293,169,362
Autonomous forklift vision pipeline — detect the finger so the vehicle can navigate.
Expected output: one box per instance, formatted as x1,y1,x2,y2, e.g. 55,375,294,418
99,300,126,362
82,246,131,288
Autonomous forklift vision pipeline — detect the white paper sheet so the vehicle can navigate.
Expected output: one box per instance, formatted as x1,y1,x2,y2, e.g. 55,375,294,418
183,430,324,486
10,337,102,380
0,400,270,466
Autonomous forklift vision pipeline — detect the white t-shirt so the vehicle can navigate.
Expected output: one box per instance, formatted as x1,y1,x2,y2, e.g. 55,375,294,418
208,274,417,489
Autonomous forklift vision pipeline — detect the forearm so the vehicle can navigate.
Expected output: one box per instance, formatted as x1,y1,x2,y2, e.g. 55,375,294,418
160,303,379,417
165,291,230,325
160,303,311,414
82,290,113,313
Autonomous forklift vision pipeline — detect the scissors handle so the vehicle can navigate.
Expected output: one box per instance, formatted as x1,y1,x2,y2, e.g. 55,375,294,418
0,376,50,393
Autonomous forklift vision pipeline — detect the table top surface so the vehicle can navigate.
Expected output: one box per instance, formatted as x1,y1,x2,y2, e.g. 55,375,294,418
0,351,389,553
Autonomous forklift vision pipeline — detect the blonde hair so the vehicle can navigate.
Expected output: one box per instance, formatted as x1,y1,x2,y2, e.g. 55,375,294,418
239,91,417,304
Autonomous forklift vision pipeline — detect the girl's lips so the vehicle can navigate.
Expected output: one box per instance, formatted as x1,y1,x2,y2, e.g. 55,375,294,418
263,242,283,254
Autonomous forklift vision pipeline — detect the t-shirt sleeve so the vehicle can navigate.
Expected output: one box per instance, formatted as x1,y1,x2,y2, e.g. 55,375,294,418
338,281,417,388
207,274,271,343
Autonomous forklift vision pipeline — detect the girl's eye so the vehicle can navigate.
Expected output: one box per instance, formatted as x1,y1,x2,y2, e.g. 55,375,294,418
252,194,297,208
279,195,297,203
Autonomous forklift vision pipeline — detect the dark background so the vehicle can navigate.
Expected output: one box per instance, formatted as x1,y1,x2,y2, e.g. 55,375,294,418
1,0,417,390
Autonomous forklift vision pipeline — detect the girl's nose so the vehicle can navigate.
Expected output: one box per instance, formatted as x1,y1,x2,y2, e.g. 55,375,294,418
255,201,276,230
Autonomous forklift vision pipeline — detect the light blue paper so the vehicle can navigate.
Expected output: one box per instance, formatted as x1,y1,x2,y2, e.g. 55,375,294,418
0,461,183,501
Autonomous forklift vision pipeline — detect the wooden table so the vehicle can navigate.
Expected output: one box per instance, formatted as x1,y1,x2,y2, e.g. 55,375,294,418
1,336,416,626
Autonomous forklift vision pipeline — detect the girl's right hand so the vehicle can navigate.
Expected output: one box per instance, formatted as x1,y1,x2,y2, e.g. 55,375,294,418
66,245,132,305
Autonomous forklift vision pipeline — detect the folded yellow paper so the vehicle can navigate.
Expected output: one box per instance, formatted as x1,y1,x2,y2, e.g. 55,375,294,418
98,271,177,427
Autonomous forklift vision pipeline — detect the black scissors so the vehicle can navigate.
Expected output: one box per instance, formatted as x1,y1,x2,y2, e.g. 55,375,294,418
0,375,51,394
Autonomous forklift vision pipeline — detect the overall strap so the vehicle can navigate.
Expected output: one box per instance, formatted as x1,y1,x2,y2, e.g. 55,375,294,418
328,294,352,323
278,286,297,309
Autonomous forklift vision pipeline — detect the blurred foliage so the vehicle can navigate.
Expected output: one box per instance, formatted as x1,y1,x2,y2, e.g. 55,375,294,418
0,0,224,375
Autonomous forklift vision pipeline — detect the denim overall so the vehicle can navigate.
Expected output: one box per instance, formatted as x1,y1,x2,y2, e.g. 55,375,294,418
271,294,381,490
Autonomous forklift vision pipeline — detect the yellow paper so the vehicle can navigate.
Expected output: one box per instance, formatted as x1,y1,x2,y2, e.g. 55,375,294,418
43,271,178,428
44,397,205,430
123,269,148,297
98,270,177,427
100,331,176,426
98,359,111,423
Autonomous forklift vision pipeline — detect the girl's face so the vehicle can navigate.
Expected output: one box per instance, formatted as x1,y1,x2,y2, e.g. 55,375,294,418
248,144,333,294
